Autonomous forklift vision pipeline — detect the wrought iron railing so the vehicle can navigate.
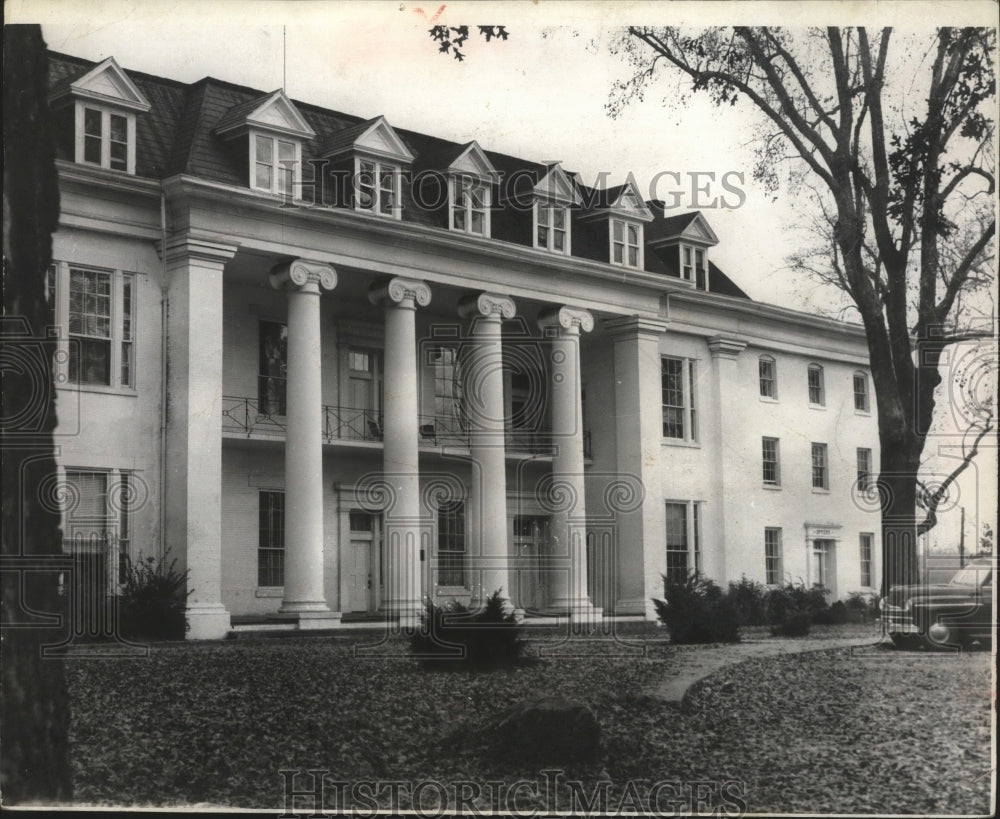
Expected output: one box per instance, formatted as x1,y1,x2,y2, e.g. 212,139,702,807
223,397,592,457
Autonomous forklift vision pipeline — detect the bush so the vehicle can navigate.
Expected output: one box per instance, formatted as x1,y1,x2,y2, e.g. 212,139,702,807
410,589,523,670
767,580,828,637
728,576,770,626
814,600,850,625
652,572,741,644
846,592,879,622
117,549,190,640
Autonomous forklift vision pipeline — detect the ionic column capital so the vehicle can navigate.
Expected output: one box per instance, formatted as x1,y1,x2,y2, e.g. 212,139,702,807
538,305,594,335
458,292,516,321
368,277,432,309
270,259,337,293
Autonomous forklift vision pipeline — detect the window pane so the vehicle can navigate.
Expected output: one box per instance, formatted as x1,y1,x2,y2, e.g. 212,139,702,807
255,135,273,163
255,163,273,190
665,502,689,583
627,224,638,244
109,114,127,143
437,500,466,586
278,140,295,161
628,246,638,266
553,207,565,228
613,220,623,241
84,108,102,136
553,230,565,252
84,136,102,164
537,225,548,247
613,244,623,263
258,321,287,415
258,491,285,586
759,358,775,398
470,210,484,234
109,141,127,171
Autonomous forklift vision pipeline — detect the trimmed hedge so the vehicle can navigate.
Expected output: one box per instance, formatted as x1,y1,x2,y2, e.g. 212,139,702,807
652,572,741,644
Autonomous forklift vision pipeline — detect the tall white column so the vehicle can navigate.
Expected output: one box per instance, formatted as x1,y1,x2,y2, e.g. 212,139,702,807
369,277,431,627
163,236,238,640
605,316,668,618
708,336,748,583
458,292,516,608
270,259,339,629
538,306,599,620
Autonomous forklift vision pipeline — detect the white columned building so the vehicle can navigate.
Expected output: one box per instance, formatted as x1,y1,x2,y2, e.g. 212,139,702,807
270,259,339,628
458,292,516,608
163,236,238,640
538,305,599,621
369,277,432,627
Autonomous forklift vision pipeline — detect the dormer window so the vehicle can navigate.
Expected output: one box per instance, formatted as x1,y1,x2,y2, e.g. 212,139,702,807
49,57,151,176
215,89,316,200
532,163,579,255
254,134,299,196
611,219,642,268
322,116,414,221
356,158,399,217
536,202,568,252
681,244,709,289
450,176,490,235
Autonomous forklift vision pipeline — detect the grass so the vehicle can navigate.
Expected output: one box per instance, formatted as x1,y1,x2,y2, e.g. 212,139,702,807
63,623,991,814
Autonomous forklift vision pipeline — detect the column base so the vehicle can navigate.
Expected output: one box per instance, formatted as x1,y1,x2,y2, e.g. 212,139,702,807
270,610,343,630
613,596,649,617
543,598,604,624
185,603,232,640
381,600,423,630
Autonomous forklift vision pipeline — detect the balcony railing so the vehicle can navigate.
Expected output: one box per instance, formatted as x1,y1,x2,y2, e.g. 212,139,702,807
222,396,591,456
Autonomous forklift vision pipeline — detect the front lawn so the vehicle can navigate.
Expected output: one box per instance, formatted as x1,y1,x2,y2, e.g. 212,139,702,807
65,628,992,814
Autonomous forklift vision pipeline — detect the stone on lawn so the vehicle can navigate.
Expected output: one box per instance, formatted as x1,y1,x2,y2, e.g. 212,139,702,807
489,697,601,762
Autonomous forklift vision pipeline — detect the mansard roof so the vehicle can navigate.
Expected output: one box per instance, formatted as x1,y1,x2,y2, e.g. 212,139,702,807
45,49,750,300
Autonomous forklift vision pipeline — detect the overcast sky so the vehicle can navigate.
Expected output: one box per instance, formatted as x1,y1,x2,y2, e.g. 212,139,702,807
10,0,998,542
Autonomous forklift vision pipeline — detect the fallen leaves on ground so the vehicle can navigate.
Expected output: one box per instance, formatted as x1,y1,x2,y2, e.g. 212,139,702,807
64,626,992,814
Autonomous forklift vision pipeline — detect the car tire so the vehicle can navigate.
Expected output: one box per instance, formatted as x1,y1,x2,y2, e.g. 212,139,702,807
925,618,964,650
889,633,920,650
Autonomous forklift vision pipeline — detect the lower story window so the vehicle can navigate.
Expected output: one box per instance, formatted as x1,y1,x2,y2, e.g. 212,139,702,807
61,468,133,592
765,527,782,586
665,501,701,583
859,533,874,588
437,500,466,586
258,490,284,587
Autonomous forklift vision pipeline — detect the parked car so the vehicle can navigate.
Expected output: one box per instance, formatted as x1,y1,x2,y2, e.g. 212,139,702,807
881,556,994,649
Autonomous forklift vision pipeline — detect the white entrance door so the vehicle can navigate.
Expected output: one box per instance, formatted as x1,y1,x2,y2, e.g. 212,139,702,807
348,511,380,612
812,539,836,598
514,515,548,612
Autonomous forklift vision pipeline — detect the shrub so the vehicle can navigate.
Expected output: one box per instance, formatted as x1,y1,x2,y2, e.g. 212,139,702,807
767,580,828,637
410,589,523,670
652,572,741,644
846,592,879,622
814,600,850,625
728,575,770,626
117,548,190,640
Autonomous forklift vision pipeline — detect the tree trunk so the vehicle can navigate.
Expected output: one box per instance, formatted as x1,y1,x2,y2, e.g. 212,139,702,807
878,448,922,595
1,24,73,803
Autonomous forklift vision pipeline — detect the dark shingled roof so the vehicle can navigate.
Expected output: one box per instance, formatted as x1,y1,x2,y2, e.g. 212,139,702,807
46,49,752,301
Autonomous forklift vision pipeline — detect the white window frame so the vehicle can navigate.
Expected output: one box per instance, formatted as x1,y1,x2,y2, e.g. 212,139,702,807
75,102,137,174
853,371,870,413
449,175,491,237
534,200,571,254
758,355,777,399
661,356,698,443
680,243,709,290
859,532,874,589
50,261,137,393
249,131,302,198
811,442,829,491
258,489,285,588
665,500,702,582
436,499,467,589
762,437,781,486
353,156,401,219
764,527,783,586
856,448,873,492
807,364,825,407
610,218,643,268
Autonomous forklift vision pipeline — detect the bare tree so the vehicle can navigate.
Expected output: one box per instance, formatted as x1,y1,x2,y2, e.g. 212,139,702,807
610,27,996,593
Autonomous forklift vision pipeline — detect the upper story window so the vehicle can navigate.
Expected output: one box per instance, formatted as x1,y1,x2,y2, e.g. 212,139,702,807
355,158,400,218
759,356,777,399
856,448,873,492
253,134,299,196
450,176,490,236
853,371,870,412
762,437,781,486
258,320,287,416
49,262,136,390
811,443,829,490
214,89,316,200
681,244,709,290
661,356,697,442
807,364,825,406
535,202,569,253
49,57,151,176
611,219,642,268
532,163,579,255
